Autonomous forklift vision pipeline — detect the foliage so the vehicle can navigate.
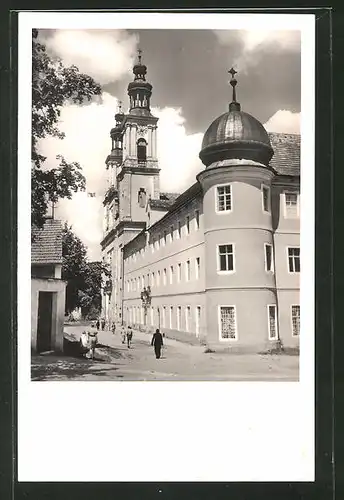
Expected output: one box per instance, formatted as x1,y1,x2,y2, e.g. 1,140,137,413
31,28,101,227
62,224,110,316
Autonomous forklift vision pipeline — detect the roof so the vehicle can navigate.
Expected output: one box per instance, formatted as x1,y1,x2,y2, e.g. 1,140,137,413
31,219,63,265
269,132,300,176
149,192,180,211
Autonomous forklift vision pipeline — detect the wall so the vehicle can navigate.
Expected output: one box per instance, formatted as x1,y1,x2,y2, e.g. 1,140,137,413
31,277,66,352
205,288,277,353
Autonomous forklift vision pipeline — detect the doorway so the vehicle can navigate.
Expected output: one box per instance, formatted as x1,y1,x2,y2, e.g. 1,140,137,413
37,291,54,353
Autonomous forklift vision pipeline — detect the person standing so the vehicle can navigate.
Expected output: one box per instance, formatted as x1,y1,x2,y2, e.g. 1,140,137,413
121,324,126,344
127,326,133,348
96,319,100,330
111,321,116,335
101,318,105,331
151,328,164,359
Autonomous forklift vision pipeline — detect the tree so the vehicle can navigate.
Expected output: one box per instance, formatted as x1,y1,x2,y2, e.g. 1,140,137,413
78,261,109,318
32,29,101,227
62,224,110,317
62,223,88,314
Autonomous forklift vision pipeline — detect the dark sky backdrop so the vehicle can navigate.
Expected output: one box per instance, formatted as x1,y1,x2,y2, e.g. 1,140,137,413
103,30,301,135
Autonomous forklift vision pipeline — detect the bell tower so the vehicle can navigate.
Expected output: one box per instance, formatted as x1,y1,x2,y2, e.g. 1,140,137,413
116,49,160,222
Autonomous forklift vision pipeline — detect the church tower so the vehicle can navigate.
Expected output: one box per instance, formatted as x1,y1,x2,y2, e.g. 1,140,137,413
101,49,160,326
117,49,160,222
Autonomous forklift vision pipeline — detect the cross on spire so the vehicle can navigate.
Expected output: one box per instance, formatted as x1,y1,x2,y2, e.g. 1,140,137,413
118,100,122,113
227,67,241,111
137,48,142,64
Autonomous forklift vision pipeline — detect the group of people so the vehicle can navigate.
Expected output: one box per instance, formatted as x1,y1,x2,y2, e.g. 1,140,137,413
87,319,165,360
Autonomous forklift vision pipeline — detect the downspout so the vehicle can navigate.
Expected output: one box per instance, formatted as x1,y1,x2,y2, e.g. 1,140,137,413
272,187,283,351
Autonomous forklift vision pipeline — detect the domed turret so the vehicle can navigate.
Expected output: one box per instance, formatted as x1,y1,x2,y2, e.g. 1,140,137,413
127,49,153,117
199,68,273,167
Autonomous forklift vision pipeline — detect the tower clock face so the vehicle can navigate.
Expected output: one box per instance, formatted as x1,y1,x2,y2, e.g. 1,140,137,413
137,125,148,137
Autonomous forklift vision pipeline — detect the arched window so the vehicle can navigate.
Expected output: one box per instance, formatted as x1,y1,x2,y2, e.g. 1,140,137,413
137,138,147,164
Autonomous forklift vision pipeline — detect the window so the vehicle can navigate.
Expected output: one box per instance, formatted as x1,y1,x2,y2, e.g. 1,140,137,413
151,272,155,287
285,193,299,218
185,306,191,332
151,241,154,253
268,305,278,340
163,230,167,245
150,306,154,326
288,247,300,273
177,306,182,331
195,209,200,230
137,277,140,290
185,216,190,235
195,306,201,336
163,268,167,286
169,306,173,329
219,306,237,340
186,260,191,281
147,273,150,286
264,244,273,272
137,138,147,164
262,185,271,212
157,270,161,287
170,225,174,242
141,276,145,289
162,306,166,328
291,305,300,336
177,221,181,239
169,265,174,284
218,244,234,272
216,184,232,212
195,257,201,279
178,263,182,282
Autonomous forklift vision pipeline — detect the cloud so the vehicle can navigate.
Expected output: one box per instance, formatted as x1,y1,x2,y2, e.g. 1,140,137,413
214,30,300,73
264,109,300,134
152,106,203,193
41,29,139,85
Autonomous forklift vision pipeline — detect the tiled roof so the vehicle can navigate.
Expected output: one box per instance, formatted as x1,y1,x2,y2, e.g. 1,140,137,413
269,132,300,176
31,219,63,264
150,192,181,211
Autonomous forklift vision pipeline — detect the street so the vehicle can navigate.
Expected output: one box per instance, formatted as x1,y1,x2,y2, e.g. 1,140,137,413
31,325,299,381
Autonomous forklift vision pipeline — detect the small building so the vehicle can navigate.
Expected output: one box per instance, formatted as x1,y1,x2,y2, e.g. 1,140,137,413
31,219,66,353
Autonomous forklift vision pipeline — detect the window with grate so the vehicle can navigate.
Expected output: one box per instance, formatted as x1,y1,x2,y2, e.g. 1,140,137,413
291,305,300,336
268,305,278,340
219,306,237,339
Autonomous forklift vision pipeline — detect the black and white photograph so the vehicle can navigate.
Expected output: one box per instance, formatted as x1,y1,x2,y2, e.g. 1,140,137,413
18,11,315,482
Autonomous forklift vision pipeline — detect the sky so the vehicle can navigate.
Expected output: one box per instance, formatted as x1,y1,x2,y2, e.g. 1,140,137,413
36,28,301,261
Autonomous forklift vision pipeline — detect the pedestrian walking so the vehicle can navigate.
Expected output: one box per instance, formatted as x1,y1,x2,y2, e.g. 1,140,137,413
151,328,164,359
111,321,116,335
101,318,105,331
121,325,126,344
127,326,133,348
96,319,100,330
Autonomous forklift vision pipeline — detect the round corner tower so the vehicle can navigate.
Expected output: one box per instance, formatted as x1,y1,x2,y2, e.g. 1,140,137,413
197,68,279,353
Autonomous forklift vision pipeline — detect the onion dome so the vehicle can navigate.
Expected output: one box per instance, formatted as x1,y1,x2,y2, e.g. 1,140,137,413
127,49,153,116
199,68,273,167
110,101,124,138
